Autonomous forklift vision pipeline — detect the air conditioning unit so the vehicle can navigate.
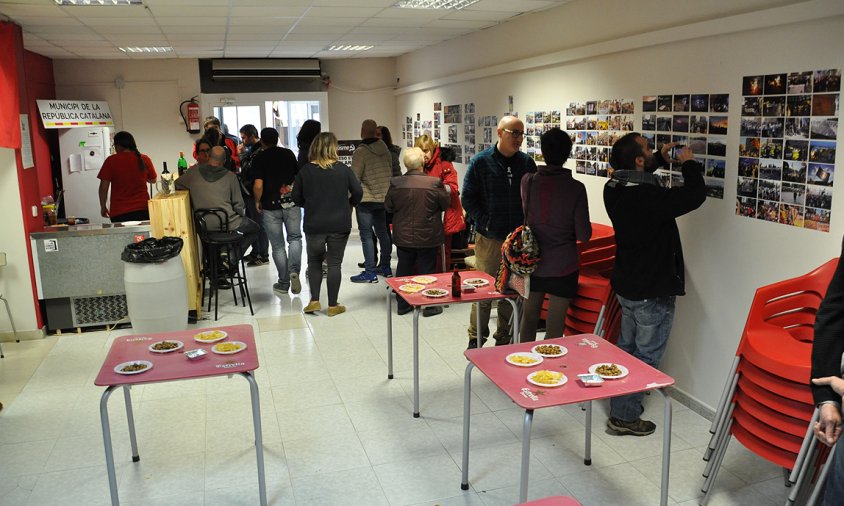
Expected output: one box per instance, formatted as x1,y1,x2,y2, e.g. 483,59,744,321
210,59,321,79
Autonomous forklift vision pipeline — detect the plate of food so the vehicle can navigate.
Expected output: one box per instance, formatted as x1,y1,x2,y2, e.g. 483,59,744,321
114,360,153,375
531,343,568,358
411,275,438,284
194,329,228,343
398,283,426,293
211,341,247,355
505,352,544,367
588,363,629,379
422,288,449,298
148,340,184,353
463,277,490,287
527,369,567,388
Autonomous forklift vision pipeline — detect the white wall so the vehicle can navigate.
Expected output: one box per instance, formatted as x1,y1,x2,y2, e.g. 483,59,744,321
323,58,397,140
396,0,844,410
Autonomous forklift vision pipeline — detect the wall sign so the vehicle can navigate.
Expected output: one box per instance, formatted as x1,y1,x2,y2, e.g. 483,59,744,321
36,100,114,129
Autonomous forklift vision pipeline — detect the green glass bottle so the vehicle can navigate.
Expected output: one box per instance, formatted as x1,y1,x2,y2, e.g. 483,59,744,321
177,151,188,176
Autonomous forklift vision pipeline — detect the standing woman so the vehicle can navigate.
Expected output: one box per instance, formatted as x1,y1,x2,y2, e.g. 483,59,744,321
292,132,363,317
414,134,466,271
296,119,321,168
519,128,592,341
377,125,402,176
98,131,157,223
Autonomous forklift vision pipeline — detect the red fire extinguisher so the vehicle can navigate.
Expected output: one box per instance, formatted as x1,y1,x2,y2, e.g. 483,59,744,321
180,97,201,134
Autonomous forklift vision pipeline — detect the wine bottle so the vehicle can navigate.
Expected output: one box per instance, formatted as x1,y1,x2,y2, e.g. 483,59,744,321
451,267,461,298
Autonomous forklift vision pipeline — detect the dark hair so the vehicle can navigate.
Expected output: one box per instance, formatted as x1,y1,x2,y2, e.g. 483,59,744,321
377,125,394,147
113,131,145,171
203,128,224,147
239,124,258,138
260,127,279,146
540,128,573,166
194,137,212,153
297,120,321,151
610,132,645,172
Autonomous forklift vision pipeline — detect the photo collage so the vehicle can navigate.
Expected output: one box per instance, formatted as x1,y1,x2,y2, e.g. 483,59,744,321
565,99,635,178
463,103,475,160
642,92,730,199
736,69,840,232
476,115,498,153
524,110,562,162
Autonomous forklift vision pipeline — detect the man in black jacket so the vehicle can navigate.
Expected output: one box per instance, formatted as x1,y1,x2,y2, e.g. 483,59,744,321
238,124,269,266
603,133,706,436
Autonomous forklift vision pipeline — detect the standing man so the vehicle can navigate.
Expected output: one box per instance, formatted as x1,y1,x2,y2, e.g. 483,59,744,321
238,124,269,266
603,133,706,436
350,119,394,283
252,128,302,295
461,115,537,348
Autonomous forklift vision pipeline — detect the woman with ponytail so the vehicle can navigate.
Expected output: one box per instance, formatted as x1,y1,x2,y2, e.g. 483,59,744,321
97,131,157,222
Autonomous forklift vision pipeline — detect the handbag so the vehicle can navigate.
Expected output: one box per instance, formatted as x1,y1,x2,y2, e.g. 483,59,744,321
495,174,540,298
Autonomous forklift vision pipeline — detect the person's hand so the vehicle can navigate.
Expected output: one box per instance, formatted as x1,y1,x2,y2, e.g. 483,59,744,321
660,142,677,162
676,146,695,163
814,402,843,446
255,202,262,214
100,206,109,218
813,376,844,396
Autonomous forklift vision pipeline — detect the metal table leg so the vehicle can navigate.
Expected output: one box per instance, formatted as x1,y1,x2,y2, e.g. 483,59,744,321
412,307,421,417
100,385,120,505
123,386,139,462
461,363,475,491
239,372,267,506
519,409,534,502
656,389,673,506
386,286,394,379
506,298,520,344
584,400,592,465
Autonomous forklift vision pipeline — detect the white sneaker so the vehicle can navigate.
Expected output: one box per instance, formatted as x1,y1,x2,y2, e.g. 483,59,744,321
290,272,301,294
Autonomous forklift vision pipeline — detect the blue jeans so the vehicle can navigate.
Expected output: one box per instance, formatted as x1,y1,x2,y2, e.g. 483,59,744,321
262,207,302,288
823,435,844,506
609,294,676,422
356,202,392,273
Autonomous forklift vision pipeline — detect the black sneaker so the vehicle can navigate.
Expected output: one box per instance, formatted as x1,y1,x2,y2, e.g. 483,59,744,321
397,306,413,316
606,417,656,436
466,337,488,350
422,306,442,317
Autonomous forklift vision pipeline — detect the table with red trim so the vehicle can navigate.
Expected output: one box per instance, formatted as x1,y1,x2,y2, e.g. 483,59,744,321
385,271,520,417
461,334,675,504
94,324,266,506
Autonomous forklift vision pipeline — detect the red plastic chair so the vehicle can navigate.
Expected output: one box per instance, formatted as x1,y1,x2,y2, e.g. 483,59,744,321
737,375,813,422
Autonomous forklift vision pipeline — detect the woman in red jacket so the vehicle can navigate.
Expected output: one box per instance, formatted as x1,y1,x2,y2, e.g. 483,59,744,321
415,135,466,271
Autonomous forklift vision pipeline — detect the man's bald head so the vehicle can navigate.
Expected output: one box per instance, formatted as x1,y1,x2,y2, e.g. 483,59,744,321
209,146,227,166
361,119,378,139
496,115,525,157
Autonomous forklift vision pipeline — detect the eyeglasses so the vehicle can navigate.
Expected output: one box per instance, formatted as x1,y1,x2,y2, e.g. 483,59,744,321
197,148,211,153
502,128,525,138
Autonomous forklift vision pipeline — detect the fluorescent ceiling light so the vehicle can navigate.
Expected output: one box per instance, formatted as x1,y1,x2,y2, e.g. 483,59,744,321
327,45,374,51
393,0,479,9
119,46,172,53
56,0,142,5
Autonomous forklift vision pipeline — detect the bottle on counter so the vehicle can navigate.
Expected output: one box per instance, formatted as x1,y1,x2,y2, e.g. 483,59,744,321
177,151,188,176
159,161,173,195
451,267,461,298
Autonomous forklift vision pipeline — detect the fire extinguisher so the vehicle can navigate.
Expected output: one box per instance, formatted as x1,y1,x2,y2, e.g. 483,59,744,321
180,96,201,134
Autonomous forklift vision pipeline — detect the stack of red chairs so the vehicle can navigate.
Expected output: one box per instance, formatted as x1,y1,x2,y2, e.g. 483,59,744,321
701,258,839,505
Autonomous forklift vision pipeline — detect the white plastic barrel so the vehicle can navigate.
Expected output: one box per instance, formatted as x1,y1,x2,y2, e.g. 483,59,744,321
124,255,188,334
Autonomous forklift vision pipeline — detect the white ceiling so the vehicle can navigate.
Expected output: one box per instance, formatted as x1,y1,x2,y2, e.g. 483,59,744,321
0,0,570,60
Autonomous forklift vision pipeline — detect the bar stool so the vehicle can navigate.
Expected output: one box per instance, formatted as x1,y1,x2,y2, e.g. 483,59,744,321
194,209,254,320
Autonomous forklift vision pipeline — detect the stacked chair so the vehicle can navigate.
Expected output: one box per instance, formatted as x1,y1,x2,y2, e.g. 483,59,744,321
702,257,839,505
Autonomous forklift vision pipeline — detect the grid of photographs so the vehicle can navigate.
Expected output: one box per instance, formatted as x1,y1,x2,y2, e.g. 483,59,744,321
736,69,840,232
476,115,498,153
464,103,476,155
524,110,562,162
642,92,730,199
403,116,413,147
566,99,635,177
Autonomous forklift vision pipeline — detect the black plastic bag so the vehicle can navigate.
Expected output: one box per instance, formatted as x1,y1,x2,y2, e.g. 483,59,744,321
121,237,183,263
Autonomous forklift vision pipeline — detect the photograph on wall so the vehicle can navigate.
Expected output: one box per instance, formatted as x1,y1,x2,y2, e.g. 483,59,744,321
434,102,442,111
735,68,840,232
566,98,634,178
524,109,562,162
448,124,458,144
444,104,461,124
642,92,729,198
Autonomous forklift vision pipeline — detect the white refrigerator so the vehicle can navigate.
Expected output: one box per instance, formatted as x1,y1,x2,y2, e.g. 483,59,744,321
58,127,113,224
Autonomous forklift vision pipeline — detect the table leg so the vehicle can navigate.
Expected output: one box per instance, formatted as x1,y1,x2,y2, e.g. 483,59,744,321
100,386,120,506
519,409,534,503
584,400,592,465
123,386,139,462
412,307,420,418
656,389,673,506
461,363,475,491
240,372,267,506
506,298,520,344
386,286,394,380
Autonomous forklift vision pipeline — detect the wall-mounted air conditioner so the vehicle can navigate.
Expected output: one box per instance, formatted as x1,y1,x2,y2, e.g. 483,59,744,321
210,59,321,79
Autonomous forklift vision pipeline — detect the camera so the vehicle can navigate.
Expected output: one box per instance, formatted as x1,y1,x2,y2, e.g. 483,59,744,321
669,145,685,160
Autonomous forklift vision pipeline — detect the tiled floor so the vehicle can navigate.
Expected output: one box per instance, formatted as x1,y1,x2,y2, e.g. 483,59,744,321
0,238,791,505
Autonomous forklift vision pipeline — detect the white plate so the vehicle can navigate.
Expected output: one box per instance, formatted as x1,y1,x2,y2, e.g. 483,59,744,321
114,360,153,375
412,275,438,284
527,370,567,388
398,283,425,293
505,352,544,367
588,363,630,379
422,288,448,298
531,344,568,358
194,330,228,343
122,220,142,226
148,340,184,353
211,341,247,355
463,277,490,287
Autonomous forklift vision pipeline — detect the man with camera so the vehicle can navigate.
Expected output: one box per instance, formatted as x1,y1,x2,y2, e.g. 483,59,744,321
602,133,706,436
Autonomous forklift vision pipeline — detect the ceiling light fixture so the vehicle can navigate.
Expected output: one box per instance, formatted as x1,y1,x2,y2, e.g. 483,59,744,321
55,0,142,5
327,45,374,51
119,46,173,54
393,0,479,9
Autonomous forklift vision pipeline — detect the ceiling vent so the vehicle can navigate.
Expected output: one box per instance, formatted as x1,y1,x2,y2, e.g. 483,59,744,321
210,59,321,80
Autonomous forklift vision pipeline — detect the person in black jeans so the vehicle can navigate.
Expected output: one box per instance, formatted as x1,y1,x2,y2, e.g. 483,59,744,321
238,124,269,266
